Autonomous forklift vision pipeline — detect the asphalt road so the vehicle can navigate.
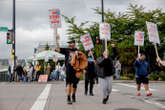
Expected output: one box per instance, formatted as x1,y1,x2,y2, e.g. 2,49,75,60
0,81,165,110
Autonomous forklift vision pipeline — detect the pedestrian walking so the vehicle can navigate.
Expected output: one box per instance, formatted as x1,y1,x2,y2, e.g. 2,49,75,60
114,58,121,80
97,50,114,104
133,54,152,96
84,50,96,96
56,35,87,104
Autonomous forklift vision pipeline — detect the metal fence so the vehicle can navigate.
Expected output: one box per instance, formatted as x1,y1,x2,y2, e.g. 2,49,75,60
0,69,9,81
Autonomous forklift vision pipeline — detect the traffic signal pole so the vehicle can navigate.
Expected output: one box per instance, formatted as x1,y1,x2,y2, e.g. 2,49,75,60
12,0,16,69
101,0,105,51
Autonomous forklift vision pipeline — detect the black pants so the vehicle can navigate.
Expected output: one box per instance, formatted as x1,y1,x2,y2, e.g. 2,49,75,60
85,79,94,94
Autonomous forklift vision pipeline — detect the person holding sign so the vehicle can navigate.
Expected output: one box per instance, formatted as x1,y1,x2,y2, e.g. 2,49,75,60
56,35,80,105
133,54,152,96
84,50,96,96
96,50,114,104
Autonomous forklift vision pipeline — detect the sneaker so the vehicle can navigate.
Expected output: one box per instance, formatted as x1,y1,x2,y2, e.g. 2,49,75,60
105,95,109,102
137,92,141,96
146,92,152,96
72,94,76,103
89,93,94,96
102,99,107,104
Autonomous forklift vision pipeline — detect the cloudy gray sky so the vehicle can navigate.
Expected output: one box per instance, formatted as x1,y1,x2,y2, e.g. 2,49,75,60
0,0,165,59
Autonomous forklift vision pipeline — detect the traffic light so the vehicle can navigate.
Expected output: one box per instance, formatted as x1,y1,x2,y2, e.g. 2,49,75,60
7,32,13,44
96,39,103,44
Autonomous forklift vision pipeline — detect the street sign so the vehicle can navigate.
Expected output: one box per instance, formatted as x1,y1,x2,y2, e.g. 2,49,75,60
0,27,8,32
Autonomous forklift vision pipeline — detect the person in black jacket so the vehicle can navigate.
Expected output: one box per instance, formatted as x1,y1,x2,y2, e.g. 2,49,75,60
15,62,24,82
97,50,114,104
85,51,96,96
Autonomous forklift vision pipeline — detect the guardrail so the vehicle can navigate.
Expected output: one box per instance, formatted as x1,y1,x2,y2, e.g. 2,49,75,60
0,69,9,81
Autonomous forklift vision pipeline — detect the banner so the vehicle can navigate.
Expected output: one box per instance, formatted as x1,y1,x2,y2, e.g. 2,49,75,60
38,75,48,83
99,22,111,40
49,9,61,28
146,21,160,44
80,34,94,51
134,31,144,46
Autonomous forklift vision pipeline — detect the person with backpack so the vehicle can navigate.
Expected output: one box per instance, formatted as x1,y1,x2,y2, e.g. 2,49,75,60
133,54,152,96
97,50,114,104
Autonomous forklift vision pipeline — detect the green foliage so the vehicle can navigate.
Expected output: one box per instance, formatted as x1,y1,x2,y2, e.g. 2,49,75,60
149,73,159,80
45,43,50,50
63,4,165,74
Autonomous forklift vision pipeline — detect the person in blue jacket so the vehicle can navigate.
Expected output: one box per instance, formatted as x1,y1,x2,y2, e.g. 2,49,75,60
133,54,152,96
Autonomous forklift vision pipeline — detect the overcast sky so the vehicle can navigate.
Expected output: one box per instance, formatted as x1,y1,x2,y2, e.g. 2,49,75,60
0,0,165,59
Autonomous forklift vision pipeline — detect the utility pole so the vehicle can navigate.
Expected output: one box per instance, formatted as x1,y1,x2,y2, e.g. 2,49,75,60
101,0,104,22
101,0,105,51
12,0,16,69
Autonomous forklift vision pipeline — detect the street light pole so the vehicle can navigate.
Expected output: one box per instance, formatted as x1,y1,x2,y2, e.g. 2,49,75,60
101,0,105,51
12,0,16,69
101,0,104,22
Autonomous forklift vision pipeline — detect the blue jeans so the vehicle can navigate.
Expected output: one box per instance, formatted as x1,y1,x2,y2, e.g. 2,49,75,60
51,71,59,80
8,74,13,82
18,75,23,81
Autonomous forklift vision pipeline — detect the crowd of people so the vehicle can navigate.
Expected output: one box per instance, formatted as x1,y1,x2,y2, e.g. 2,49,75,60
7,35,165,105
8,61,66,82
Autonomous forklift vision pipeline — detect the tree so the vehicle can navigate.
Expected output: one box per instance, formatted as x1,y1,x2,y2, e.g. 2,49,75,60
63,4,165,74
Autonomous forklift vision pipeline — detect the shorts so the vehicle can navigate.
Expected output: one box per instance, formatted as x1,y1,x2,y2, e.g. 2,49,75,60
136,77,149,84
65,65,80,88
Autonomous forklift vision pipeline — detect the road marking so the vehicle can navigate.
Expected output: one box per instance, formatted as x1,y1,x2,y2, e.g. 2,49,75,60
112,89,119,92
30,84,52,110
117,83,157,91
144,99,165,109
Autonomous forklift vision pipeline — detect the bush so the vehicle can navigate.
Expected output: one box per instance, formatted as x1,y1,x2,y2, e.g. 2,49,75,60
120,73,135,80
149,73,159,80
159,71,165,81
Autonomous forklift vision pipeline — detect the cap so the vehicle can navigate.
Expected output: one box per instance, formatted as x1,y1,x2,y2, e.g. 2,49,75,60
67,40,75,43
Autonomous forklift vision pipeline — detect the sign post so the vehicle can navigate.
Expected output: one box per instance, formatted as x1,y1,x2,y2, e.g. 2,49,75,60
134,31,144,57
146,21,160,58
99,22,111,52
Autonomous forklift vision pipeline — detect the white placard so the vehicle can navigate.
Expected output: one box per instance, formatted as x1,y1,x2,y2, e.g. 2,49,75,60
134,31,144,46
99,22,111,40
80,34,94,51
146,21,160,44
49,9,61,28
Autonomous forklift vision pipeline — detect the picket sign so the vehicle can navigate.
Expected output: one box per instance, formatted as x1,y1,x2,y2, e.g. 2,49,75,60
99,22,111,51
134,31,144,57
38,75,48,83
80,34,94,51
146,21,160,58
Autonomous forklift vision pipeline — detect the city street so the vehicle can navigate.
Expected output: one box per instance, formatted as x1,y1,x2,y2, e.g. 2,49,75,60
0,81,165,110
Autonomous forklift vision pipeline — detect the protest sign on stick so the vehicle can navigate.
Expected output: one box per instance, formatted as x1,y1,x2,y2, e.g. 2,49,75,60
134,31,144,57
99,23,111,51
146,21,160,58
80,34,94,51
